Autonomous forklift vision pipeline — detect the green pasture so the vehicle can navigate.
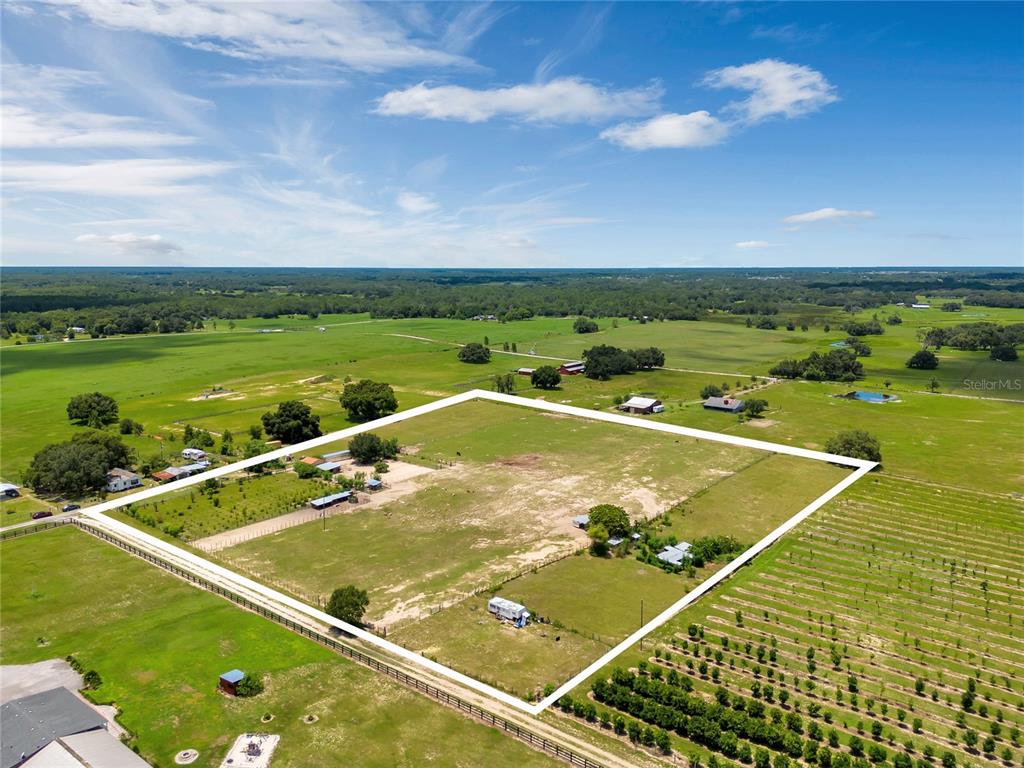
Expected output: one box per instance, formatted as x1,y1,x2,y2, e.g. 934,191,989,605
0,527,557,768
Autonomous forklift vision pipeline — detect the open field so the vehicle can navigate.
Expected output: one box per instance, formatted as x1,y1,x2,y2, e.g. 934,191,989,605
558,476,1024,766
0,526,559,768
217,399,774,628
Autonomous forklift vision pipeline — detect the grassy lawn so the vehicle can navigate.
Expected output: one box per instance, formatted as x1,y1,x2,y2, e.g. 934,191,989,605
120,471,334,541
0,495,58,526
0,526,558,768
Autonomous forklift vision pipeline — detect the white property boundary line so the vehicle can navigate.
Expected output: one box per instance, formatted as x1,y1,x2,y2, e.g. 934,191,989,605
78,389,875,716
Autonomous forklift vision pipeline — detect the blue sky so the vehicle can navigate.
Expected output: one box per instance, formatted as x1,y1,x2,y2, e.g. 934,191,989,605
2,1,1021,268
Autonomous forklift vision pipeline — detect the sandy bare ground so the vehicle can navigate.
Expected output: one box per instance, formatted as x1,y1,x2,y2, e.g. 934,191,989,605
193,460,435,552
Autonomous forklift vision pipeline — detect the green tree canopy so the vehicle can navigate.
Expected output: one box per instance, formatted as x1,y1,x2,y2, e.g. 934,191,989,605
261,400,322,443
573,317,599,334
348,432,400,464
493,373,516,394
588,522,610,556
458,342,491,364
743,399,769,418
825,430,882,463
582,345,637,380
326,585,370,626
66,392,119,428
24,431,134,497
588,504,630,537
531,365,562,389
701,384,724,399
906,350,939,369
990,344,1018,362
340,379,398,422
630,347,665,369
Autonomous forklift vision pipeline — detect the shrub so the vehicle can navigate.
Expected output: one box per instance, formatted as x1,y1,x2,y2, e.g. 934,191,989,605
906,350,939,370
458,343,491,364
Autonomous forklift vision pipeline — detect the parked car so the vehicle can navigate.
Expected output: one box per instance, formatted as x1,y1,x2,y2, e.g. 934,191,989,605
61,503,80,512
31,510,53,519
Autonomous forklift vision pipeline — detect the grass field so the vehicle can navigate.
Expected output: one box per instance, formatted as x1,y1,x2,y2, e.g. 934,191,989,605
559,476,1024,766
0,527,559,768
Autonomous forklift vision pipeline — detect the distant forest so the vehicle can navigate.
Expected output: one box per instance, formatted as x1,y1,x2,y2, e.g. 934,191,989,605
2,268,1022,340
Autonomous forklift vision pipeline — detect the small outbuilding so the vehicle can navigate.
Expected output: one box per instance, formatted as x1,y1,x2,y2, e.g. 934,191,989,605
181,448,207,461
559,361,585,376
105,468,141,493
702,396,745,413
657,542,692,566
572,514,590,529
487,596,531,627
0,482,20,499
516,367,535,376
299,456,321,466
367,478,383,491
620,396,664,415
310,491,352,510
219,669,245,696
315,461,342,474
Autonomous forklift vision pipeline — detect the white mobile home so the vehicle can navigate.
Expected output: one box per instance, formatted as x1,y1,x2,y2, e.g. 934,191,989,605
181,448,207,461
487,596,531,627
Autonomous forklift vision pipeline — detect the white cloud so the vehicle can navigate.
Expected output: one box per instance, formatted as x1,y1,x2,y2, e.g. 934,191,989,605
735,240,778,249
374,77,662,123
2,63,196,148
60,0,473,72
2,159,232,197
783,207,876,225
75,232,183,254
704,59,838,124
396,191,439,214
600,111,729,150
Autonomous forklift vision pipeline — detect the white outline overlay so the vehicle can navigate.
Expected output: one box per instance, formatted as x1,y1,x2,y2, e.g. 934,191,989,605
75,389,875,716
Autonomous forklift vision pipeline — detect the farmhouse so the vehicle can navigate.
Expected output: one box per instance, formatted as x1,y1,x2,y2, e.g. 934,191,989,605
105,468,141,493
487,596,531,627
703,396,745,413
572,514,590,529
559,361,585,376
620,396,664,415
310,491,351,510
517,367,535,376
0,687,148,768
657,542,692,566
219,669,245,696
0,482,19,499
181,448,207,461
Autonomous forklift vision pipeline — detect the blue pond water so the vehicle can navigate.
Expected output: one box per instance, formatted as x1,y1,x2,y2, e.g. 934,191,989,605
853,391,887,402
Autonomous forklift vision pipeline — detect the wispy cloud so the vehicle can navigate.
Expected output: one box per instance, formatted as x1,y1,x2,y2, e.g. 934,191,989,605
600,111,729,149
60,0,474,72
750,24,832,46
75,232,183,254
783,207,876,225
396,191,440,215
533,4,611,82
375,77,662,123
3,159,232,197
704,59,838,124
735,240,778,249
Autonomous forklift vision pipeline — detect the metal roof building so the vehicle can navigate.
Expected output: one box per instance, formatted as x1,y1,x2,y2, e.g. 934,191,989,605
310,491,352,510
0,688,106,768
657,542,692,566
620,396,664,414
572,514,590,529
702,397,745,413
315,461,342,473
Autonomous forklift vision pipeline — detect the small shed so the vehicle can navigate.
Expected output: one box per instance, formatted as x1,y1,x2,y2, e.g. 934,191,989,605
620,396,664,415
517,367,535,376
607,536,625,547
702,396,745,413
367,478,383,491
315,461,342,474
310,491,351,510
0,482,20,499
299,456,321,466
219,669,245,696
487,597,531,627
572,514,590,529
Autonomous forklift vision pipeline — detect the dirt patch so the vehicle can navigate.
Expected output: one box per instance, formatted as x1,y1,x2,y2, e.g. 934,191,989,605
295,375,331,385
188,390,235,402
493,454,542,468
744,418,778,429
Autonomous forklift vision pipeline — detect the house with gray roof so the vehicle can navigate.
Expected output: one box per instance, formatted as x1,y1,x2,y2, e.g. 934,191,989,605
657,542,692,567
1,687,106,768
702,396,745,413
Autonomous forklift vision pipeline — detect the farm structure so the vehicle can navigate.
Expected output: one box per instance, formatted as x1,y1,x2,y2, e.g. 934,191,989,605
572,514,589,529
218,669,244,696
181,448,207,461
152,461,210,482
619,396,663,415
105,468,141,493
0,482,19,499
656,541,691,566
558,361,585,375
702,396,745,412
488,596,531,627
309,491,352,510
315,461,342,474
516,367,535,376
